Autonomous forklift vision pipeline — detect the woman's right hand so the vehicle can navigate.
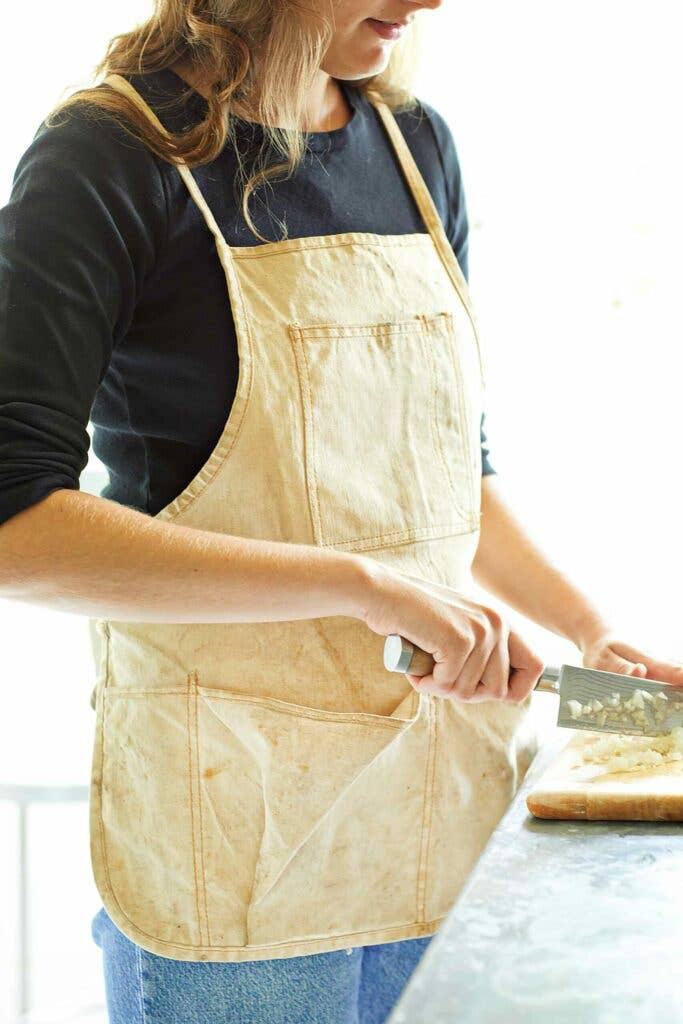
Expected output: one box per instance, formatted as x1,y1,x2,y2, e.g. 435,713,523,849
359,562,544,704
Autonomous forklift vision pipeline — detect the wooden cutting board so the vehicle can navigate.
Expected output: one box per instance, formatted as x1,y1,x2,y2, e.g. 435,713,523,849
527,731,683,820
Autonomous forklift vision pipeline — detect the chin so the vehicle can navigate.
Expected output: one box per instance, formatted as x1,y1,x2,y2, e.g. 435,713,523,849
323,49,391,81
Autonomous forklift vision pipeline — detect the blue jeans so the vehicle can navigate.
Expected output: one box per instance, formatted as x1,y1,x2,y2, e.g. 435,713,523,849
91,906,433,1024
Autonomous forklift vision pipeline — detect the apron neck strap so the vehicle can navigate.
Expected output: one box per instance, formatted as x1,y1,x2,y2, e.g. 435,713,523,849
102,74,230,253
365,89,452,249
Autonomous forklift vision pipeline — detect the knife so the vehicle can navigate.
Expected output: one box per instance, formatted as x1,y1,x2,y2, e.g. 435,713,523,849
382,634,683,737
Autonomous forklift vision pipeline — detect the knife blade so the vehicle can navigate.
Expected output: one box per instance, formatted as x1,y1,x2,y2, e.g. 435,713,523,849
382,634,683,737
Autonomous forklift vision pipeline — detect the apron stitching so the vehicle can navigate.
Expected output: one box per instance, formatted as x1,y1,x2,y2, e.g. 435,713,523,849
103,619,111,690
95,668,115,902
415,696,429,922
186,672,206,945
415,696,438,923
114,914,446,953
230,234,430,259
288,327,323,543
93,635,127,936
419,319,475,525
95,682,177,955
158,253,255,523
421,323,454,507
420,323,447,506
159,360,252,521
446,319,478,521
105,688,190,696
421,700,438,924
323,520,474,549
193,670,211,945
198,690,410,728
292,318,428,338
151,158,256,524
296,327,323,542
435,317,478,524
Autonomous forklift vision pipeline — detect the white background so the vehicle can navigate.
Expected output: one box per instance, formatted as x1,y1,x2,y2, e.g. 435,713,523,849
1,1,681,1019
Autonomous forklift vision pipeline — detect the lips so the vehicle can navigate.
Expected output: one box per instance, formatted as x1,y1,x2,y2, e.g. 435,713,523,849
366,17,409,40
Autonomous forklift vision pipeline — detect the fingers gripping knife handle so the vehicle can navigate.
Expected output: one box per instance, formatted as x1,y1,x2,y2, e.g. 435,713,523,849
382,635,561,694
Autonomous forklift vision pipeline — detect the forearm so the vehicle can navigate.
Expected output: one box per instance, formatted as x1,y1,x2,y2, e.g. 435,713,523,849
0,488,372,623
471,476,610,650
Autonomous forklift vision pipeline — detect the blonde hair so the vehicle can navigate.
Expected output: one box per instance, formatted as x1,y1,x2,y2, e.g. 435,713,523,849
45,2,425,242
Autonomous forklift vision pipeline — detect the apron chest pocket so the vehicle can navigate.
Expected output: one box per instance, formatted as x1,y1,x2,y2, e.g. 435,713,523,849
288,311,481,552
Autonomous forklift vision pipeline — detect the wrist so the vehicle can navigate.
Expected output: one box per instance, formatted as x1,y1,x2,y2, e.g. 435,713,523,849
564,606,615,653
342,552,395,622
332,552,389,622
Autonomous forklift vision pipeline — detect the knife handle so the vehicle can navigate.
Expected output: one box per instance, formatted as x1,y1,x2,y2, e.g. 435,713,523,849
383,634,561,693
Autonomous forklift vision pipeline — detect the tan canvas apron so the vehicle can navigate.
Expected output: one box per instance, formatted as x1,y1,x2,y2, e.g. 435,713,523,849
87,73,541,962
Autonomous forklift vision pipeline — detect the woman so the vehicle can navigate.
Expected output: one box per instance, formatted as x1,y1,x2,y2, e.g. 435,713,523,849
1,2,680,1021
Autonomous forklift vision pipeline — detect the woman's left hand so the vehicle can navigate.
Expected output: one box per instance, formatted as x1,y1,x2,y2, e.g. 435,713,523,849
580,630,683,688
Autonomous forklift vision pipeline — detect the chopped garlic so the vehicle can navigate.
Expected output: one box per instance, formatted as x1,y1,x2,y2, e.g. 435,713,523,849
579,726,683,773
563,687,669,732
567,699,583,719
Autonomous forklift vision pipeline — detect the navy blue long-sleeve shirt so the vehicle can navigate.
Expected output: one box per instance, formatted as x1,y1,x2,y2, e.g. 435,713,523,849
0,68,495,527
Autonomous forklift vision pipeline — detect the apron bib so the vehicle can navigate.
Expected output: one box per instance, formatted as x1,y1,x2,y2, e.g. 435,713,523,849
87,73,540,961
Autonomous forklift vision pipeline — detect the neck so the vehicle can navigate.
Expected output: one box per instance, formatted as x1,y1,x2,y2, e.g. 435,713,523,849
169,62,353,132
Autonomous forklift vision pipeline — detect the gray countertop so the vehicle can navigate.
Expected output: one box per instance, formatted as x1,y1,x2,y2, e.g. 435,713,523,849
388,728,683,1024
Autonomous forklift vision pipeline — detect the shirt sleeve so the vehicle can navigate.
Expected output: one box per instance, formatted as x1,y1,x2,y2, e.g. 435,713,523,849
420,99,496,477
0,101,167,527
